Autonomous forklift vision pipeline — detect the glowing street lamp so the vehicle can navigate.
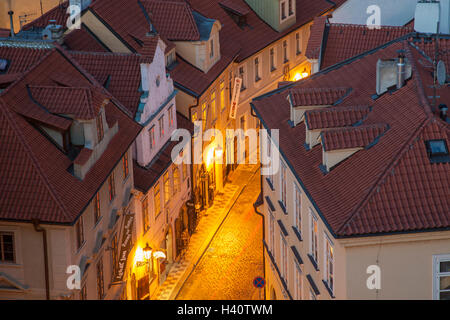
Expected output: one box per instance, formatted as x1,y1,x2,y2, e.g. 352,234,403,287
143,243,152,261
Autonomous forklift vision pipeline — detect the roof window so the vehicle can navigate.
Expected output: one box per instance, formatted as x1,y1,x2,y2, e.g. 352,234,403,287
426,140,450,163
0,59,8,72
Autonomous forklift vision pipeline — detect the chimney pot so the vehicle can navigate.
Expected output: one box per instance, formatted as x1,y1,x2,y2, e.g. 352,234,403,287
8,11,14,38
397,53,406,89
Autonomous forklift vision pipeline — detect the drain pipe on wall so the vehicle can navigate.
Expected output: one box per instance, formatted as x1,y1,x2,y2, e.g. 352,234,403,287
33,219,50,300
250,106,266,300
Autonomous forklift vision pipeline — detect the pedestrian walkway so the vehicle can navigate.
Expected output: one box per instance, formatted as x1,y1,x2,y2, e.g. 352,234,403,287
153,164,259,300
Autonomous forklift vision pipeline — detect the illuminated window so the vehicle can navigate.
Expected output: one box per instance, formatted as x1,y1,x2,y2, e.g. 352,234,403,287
93,192,101,224
173,165,180,194
0,232,15,263
168,106,174,128
202,102,207,131
142,197,149,233
108,172,116,201
220,81,226,111
97,258,104,299
96,112,104,143
164,172,170,204
154,183,161,217
211,91,216,121
324,236,334,293
122,152,129,180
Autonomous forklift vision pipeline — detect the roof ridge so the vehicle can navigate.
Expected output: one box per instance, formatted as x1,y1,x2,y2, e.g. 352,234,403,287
0,100,72,221
327,22,413,30
307,104,370,113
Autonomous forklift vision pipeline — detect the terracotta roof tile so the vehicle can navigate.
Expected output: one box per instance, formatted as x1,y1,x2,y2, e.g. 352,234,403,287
305,15,328,60
289,87,350,106
64,27,109,53
305,105,371,130
219,0,250,16
321,124,388,151
252,39,449,236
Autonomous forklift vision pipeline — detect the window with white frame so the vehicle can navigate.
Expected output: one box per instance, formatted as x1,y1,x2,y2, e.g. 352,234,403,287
288,0,295,17
270,47,277,72
159,114,165,138
295,264,302,300
295,32,301,55
254,56,262,82
238,65,246,90
324,235,334,293
433,254,450,300
280,0,287,22
280,233,288,281
0,232,15,263
168,106,174,128
149,126,155,151
294,184,301,232
280,161,287,208
269,209,275,253
309,209,318,263
280,0,295,23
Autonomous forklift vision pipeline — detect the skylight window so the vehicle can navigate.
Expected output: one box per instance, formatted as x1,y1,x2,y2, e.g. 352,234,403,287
426,140,450,163
0,59,8,72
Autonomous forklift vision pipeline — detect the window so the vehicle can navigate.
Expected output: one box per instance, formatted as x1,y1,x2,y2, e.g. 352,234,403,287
173,165,180,194
280,161,287,208
142,197,149,233
267,136,273,186
433,254,450,300
220,81,226,111
154,183,161,217
80,284,87,300
310,209,318,263
166,50,176,67
168,106,174,128
295,264,302,300
211,91,216,121
108,172,116,201
96,112,104,143
148,126,155,151
283,40,289,62
309,289,316,300
156,75,160,87
288,0,294,16
269,209,275,253
164,171,170,204
426,140,449,163
280,234,288,281
324,236,334,293
238,65,246,90
254,57,261,82
280,1,287,21
270,47,277,72
76,216,85,250
210,38,214,58
0,232,14,263
93,192,101,224
202,102,207,131
111,233,118,276
96,258,104,299
159,115,165,137
294,185,301,232
122,152,129,180
229,70,234,99
296,32,301,55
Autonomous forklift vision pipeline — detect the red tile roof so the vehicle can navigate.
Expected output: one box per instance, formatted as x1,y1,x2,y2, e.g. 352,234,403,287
0,41,52,74
289,87,350,106
252,39,449,237
321,124,389,151
69,51,145,117
22,2,70,30
305,105,371,130
305,15,328,60
64,27,109,52
0,28,10,38
219,0,250,16
307,19,413,69
134,112,194,193
0,46,141,224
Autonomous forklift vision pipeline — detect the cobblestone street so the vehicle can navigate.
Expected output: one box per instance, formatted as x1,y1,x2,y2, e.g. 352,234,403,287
176,166,264,300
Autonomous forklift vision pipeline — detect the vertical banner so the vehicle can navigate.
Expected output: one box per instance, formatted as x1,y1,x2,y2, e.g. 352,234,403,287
229,77,242,119
113,213,135,282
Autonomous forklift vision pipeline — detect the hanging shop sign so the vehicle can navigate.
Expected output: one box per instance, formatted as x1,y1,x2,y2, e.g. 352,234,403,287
113,213,135,282
229,77,242,119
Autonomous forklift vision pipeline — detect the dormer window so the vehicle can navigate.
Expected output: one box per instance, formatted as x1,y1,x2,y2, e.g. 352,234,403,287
0,59,8,73
96,112,104,143
210,38,214,58
426,140,450,163
280,0,295,23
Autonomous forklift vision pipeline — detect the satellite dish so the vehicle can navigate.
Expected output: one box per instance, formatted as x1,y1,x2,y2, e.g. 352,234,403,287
437,60,447,86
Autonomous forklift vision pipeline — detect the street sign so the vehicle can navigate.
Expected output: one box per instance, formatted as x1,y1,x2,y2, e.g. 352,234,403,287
253,276,265,288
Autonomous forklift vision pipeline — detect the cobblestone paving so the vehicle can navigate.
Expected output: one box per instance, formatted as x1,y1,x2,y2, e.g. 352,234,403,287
176,167,263,300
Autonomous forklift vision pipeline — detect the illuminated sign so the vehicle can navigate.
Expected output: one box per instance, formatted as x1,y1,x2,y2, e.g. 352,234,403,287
229,77,242,119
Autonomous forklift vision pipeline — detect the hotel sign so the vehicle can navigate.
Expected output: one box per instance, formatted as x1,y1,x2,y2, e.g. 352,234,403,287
113,213,134,282
229,77,242,119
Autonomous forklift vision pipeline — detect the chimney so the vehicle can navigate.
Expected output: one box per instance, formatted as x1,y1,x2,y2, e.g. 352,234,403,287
8,11,14,37
397,53,406,89
439,104,448,122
